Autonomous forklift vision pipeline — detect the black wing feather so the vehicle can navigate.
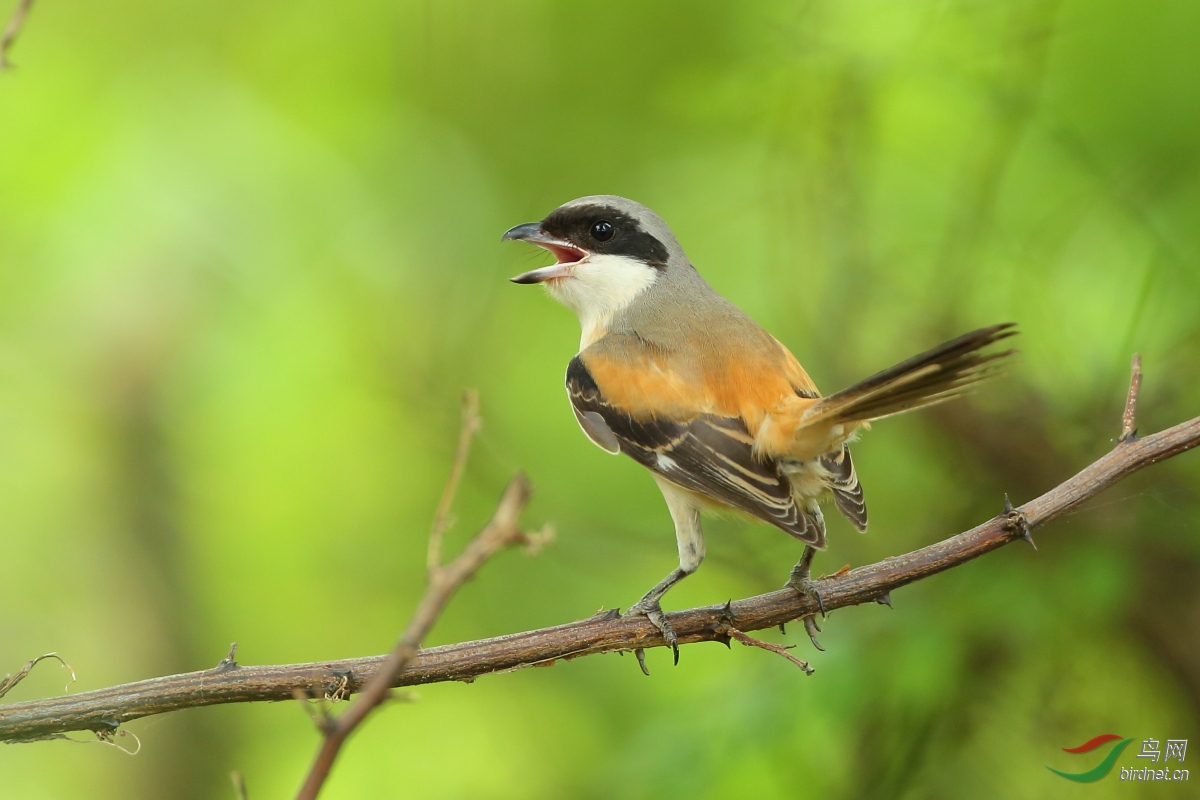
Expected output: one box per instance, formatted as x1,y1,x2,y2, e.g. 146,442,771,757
821,446,868,532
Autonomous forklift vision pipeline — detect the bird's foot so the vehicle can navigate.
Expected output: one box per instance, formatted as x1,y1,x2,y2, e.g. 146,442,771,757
785,563,827,652
624,598,679,674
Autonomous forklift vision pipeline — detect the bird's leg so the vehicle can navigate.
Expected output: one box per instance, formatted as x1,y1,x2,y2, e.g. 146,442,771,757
787,545,822,606
626,477,705,672
785,545,826,651
625,567,690,669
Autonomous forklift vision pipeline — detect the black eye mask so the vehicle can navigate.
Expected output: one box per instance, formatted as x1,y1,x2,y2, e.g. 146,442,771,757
540,204,670,268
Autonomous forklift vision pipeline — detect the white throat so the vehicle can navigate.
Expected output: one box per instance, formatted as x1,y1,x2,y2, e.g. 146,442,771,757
544,253,659,349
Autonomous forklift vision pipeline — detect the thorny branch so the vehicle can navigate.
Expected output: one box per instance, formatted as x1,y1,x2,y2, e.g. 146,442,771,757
2,357,1197,759
0,0,35,70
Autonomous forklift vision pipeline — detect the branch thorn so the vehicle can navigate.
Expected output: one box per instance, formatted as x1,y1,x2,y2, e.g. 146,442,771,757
1001,494,1037,549
715,600,736,647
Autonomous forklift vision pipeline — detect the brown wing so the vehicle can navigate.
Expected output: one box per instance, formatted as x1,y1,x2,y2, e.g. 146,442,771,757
566,355,824,546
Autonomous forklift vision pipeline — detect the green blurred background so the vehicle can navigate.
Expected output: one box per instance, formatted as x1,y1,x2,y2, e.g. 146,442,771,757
2,0,1199,797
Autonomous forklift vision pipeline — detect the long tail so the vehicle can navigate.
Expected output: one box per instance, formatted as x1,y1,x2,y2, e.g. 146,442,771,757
801,323,1017,428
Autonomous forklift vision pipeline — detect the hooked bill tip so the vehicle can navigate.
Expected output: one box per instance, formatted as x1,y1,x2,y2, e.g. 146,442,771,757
501,222,542,243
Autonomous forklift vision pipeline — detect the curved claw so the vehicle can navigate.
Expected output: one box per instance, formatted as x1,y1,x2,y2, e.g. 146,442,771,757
785,575,827,618
787,546,827,618
803,616,825,651
634,648,650,676
624,602,680,667
645,609,679,664
786,561,829,651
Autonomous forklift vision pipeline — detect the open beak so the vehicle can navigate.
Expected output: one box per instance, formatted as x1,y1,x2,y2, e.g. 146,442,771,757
502,223,589,284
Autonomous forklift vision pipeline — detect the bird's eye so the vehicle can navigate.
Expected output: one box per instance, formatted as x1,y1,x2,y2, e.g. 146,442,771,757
590,220,614,242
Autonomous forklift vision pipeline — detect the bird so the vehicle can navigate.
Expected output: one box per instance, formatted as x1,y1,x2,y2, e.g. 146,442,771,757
503,195,1015,667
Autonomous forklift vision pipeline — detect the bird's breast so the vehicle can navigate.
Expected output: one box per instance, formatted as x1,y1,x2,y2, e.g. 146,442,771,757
581,339,809,438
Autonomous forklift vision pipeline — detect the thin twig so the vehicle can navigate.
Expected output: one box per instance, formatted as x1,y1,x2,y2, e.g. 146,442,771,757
427,389,482,573
230,771,248,800
2,361,1198,746
727,629,813,675
1120,353,1142,442
0,0,35,70
295,392,529,800
0,653,76,699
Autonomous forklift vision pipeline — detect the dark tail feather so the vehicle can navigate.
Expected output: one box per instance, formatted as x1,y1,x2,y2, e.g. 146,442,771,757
822,446,867,532
804,323,1017,427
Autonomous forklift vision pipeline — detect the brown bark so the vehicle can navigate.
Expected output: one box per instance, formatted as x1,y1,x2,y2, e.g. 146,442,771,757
4,395,1196,746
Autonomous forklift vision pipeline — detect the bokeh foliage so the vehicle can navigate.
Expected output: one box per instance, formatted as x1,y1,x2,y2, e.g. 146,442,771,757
2,0,1198,798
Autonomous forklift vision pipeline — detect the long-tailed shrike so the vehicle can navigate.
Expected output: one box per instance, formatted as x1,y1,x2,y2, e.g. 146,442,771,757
504,195,1014,667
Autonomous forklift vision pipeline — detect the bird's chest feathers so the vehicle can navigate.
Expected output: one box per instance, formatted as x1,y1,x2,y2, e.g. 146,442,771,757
583,344,802,428
545,254,659,349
